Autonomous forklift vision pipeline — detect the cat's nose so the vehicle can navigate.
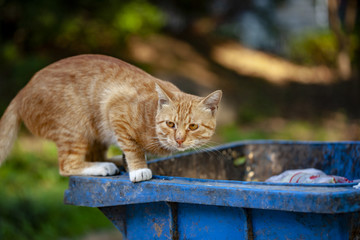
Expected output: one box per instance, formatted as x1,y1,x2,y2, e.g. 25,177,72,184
176,138,185,145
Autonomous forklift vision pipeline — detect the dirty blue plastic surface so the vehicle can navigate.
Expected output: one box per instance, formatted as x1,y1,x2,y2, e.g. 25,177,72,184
64,141,360,239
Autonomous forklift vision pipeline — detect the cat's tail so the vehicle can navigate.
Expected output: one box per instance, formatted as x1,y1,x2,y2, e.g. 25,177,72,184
0,99,22,165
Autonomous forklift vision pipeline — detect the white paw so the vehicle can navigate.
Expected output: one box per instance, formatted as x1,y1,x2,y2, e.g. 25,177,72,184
129,168,152,182
82,162,119,176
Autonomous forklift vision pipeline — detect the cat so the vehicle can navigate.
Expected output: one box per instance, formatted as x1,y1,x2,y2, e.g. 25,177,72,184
0,54,222,182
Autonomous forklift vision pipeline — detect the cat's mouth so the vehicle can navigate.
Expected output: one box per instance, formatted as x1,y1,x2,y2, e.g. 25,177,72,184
159,139,191,152
170,143,189,152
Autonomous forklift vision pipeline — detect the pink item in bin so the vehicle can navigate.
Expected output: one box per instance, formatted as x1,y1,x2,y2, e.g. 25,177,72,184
266,168,353,184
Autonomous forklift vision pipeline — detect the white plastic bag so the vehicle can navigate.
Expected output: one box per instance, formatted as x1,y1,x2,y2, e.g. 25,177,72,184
266,168,352,184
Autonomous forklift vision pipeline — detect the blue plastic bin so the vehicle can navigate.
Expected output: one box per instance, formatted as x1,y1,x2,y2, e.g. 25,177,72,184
64,141,360,239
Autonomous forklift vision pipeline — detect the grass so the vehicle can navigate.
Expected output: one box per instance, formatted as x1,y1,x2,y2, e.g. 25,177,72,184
0,135,115,240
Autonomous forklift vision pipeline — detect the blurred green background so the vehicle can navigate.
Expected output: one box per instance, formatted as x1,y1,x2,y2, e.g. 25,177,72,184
0,0,359,239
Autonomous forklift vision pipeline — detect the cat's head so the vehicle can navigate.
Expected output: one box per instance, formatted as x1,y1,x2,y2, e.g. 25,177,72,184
155,84,222,152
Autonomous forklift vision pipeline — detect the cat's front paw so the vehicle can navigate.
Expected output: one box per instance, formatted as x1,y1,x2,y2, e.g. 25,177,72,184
82,162,119,176
129,168,152,182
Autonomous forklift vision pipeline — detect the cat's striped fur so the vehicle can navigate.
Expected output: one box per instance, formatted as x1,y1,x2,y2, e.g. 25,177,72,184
0,55,222,182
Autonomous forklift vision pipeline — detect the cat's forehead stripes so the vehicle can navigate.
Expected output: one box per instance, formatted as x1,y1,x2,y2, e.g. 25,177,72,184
175,100,194,123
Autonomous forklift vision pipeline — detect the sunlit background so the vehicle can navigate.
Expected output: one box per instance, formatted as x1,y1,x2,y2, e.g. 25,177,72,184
0,0,359,239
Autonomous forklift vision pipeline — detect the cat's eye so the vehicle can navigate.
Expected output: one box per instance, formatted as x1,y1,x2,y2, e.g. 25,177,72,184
166,121,176,128
188,123,199,131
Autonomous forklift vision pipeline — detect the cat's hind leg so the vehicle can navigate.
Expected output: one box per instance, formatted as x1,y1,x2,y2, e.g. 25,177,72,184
57,140,119,176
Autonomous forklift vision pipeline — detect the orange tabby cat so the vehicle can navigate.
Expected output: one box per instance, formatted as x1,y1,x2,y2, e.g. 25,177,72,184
0,55,222,182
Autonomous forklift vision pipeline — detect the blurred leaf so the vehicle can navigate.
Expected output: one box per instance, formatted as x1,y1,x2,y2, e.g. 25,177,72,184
233,156,246,166
2,43,19,62
113,1,165,35
107,144,122,158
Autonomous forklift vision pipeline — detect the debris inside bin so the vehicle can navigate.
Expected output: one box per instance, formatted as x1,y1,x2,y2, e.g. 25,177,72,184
266,168,353,184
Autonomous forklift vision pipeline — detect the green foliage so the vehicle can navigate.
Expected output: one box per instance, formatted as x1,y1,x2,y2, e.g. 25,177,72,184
0,190,112,240
12,56,50,86
220,124,268,142
0,0,164,55
2,42,20,62
113,0,165,35
233,156,246,166
288,30,359,67
107,144,123,158
0,138,114,239
289,30,338,66
0,0,165,112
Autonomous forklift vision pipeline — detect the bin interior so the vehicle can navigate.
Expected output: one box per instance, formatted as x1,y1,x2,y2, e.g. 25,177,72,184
147,141,360,182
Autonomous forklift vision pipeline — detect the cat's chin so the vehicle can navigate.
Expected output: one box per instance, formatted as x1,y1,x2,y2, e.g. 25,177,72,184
175,146,187,152
168,145,186,152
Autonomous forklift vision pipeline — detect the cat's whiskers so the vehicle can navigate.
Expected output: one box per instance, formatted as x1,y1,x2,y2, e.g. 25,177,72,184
200,143,223,157
146,137,174,152
184,139,223,158
190,145,212,157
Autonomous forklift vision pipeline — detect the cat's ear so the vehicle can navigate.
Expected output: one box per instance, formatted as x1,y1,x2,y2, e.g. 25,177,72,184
200,90,222,115
155,83,172,109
